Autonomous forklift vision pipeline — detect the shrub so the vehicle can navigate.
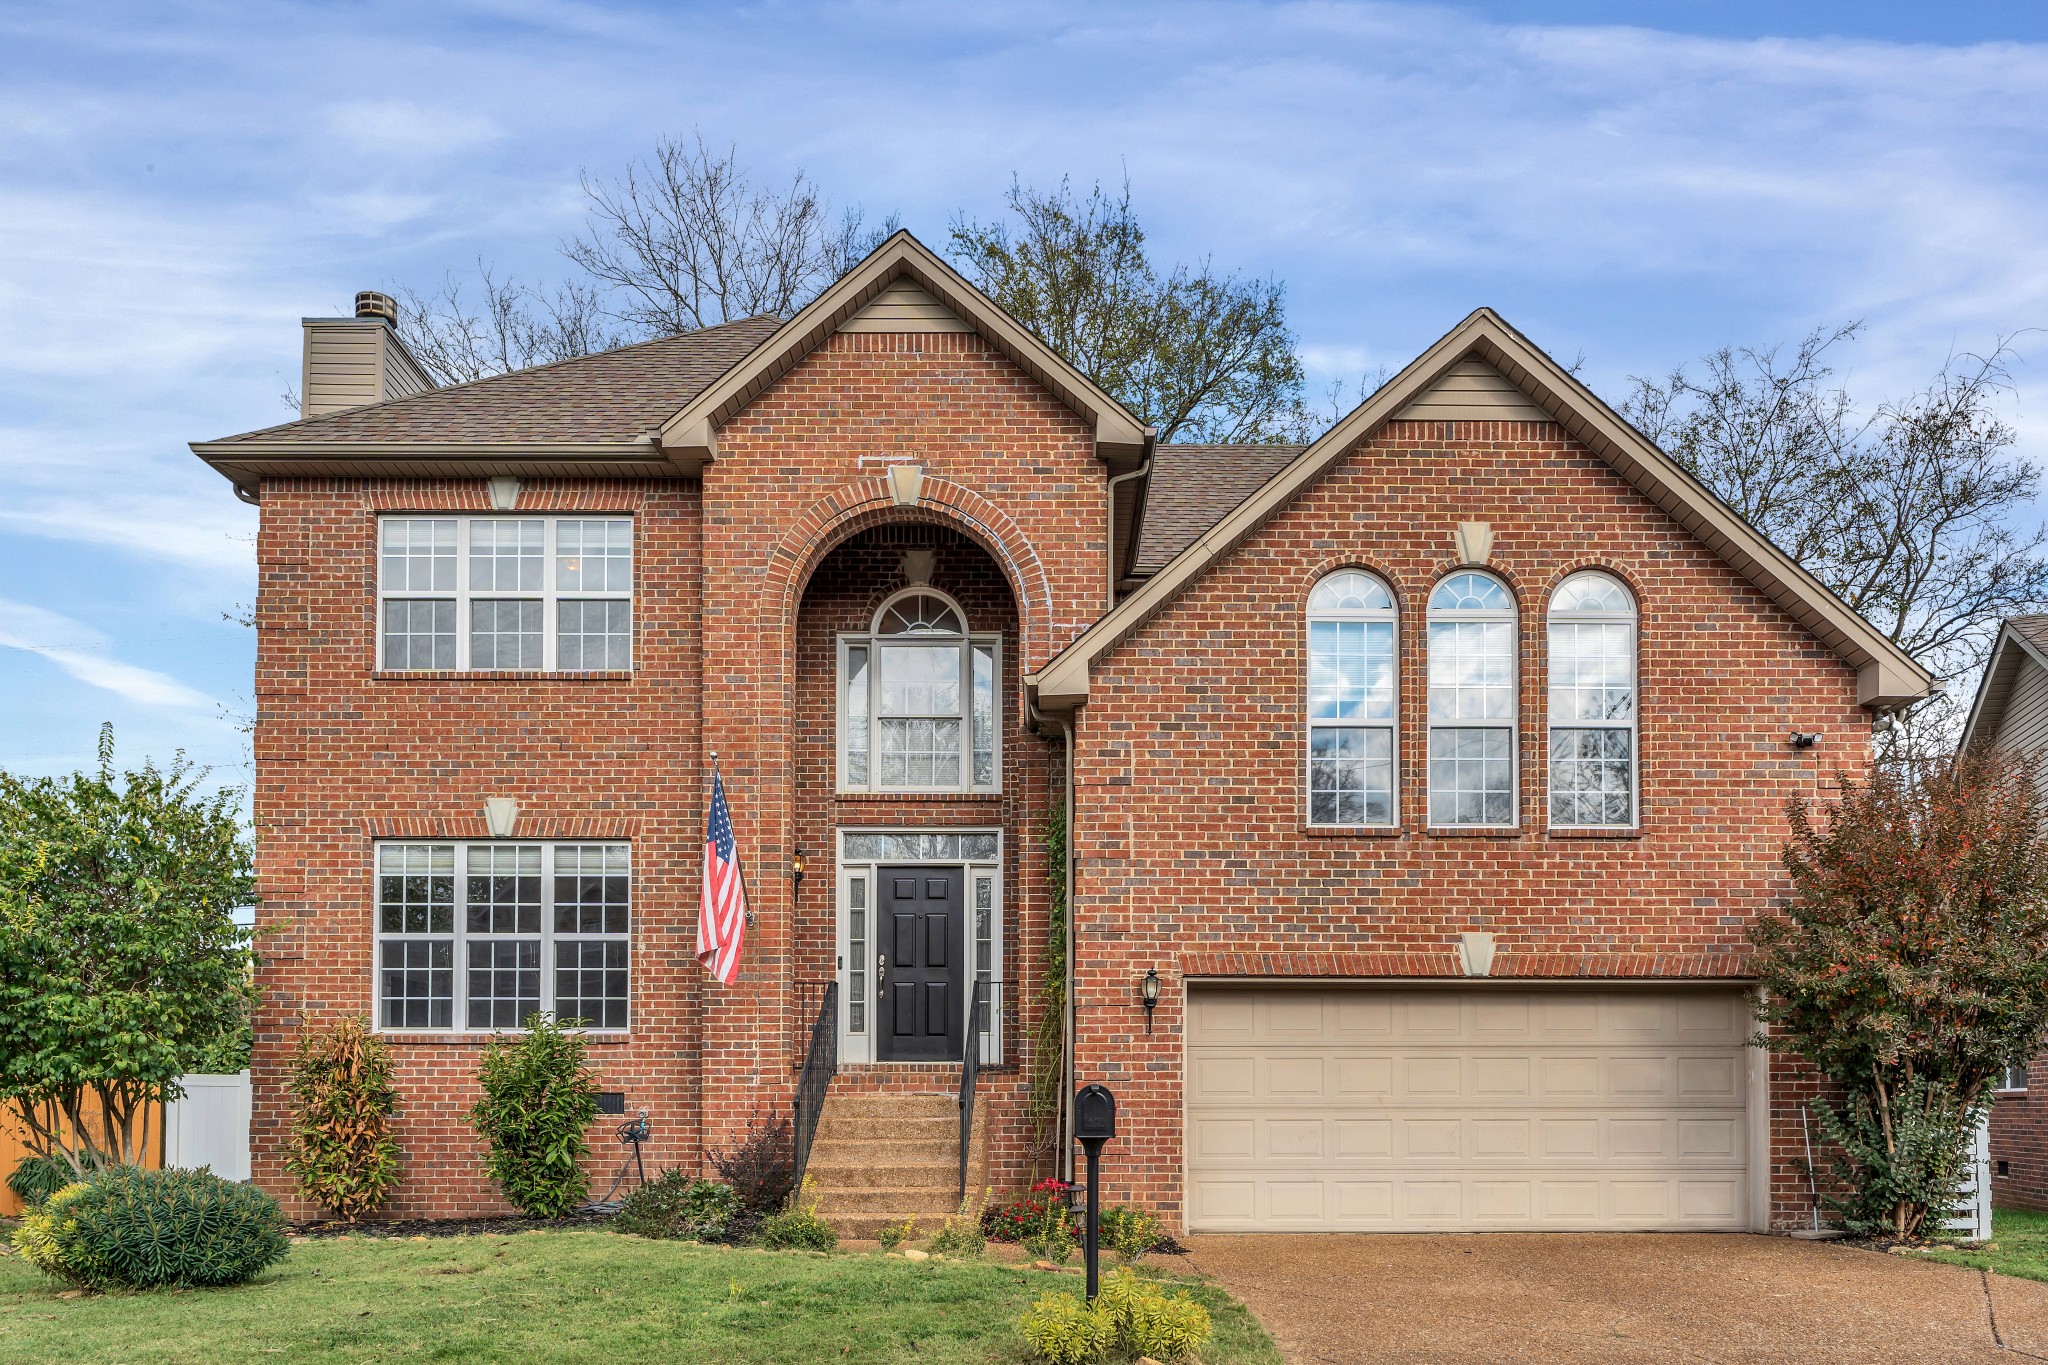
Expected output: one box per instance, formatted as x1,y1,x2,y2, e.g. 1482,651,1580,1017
755,1181,837,1252
710,1114,796,1218
1810,1077,1982,1238
7,1153,72,1209
284,1014,402,1221
468,1014,602,1217
876,1216,918,1251
612,1170,742,1242
1017,1290,1115,1365
928,1195,987,1258
1099,1203,1163,1262
985,1177,1077,1242
11,1166,288,1290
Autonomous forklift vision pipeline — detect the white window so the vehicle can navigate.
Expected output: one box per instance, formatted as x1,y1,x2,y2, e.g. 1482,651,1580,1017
1306,570,1397,826
2002,1063,2031,1093
839,589,1000,793
374,842,630,1033
1428,571,1517,826
377,516,632,672
1548,571,1638,828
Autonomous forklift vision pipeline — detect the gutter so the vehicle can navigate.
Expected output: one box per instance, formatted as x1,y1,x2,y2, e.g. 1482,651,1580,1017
1102,427,1159,609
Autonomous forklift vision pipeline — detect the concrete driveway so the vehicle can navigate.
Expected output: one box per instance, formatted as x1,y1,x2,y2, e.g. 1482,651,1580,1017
1178,1234,2048,1363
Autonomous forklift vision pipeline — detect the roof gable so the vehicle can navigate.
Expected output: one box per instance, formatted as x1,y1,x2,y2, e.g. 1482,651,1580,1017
658,231,1151,464
1030,307,1931,711
1962,617,2048,750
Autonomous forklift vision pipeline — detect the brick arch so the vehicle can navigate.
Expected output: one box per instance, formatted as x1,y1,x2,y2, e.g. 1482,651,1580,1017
764,475,1056,669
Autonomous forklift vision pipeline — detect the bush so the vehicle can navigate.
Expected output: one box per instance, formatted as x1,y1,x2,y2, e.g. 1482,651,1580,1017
284,1014,402,1221
1017,1290,1115,1364
11,1166,288,1290
928,1215,986,1259
985,1177,1078,1242
7,1153,73,1209
876,1216,918,1251
755,1196,837,1252
612,1170,742,1242
1020,1269,1212,1364
1810,1078,1982,1239
1099,1203,1163,1262
710,1114,796,1218
468,1014,602,1217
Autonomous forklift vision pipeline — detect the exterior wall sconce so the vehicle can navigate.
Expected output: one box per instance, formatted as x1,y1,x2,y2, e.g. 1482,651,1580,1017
1790,732,1821,749
1140,968,1161,1030
791,846,807,900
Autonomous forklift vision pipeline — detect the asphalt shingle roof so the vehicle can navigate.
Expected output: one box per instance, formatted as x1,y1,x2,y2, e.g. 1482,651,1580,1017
1133,443,1307,575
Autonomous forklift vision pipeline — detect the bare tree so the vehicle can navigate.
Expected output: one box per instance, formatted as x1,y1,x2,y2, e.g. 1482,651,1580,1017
564,132,894,334
394,262,630,388
1625,327,2046,750
950,178,1308,444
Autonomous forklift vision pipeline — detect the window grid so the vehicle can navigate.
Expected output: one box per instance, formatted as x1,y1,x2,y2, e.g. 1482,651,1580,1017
839,588,1000,795
1548,571,1638,829
1306,570,1398,827
377,516,632,673
1428,571,1518,827
374,842,630,1033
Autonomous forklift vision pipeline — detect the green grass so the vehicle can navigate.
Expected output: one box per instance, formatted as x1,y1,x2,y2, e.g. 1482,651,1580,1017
1927,1208,2048,1284
0,1229,1283,1364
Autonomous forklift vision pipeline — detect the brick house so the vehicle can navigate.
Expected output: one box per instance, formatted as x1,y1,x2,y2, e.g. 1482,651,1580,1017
192,231,1929,1233
1962,617,2048,1212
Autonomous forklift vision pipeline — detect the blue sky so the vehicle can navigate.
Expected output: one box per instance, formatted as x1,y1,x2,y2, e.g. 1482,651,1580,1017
2,1,2045,783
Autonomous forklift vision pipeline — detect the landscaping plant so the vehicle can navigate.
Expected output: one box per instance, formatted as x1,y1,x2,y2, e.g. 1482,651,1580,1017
0,726,258,1175
12,1166,289,1290
928,1188,990,1258
1019,1268,1213,1364
709,1113,796,1221
7,1153,71,1209
1751,749,2048,1241
985,1177,1079,1242
754,1178,837,1251
284,1013,402,1221
1099,1203,1163,1263
612,1170,742,1242
877,1216,918,1251
468,1013,602,1217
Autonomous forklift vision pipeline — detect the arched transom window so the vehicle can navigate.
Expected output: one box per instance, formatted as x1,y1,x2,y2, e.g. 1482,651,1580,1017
1306,570,1397,826
840,589,999,792
1427,571,1517,826
1548,571,1637,828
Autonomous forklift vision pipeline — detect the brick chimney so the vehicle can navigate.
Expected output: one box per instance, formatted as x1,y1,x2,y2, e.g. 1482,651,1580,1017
299,290,435,417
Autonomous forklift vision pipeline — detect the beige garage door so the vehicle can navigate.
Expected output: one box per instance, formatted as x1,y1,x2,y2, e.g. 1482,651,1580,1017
1185,986,1752,1232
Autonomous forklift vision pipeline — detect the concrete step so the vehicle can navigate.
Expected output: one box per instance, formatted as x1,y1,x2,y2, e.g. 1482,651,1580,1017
809,1136,956,1164
814,1117,958,1145
813,1186,961,1216
821,1093,955,1120
828,1213,955,1239
807,1160,955,1191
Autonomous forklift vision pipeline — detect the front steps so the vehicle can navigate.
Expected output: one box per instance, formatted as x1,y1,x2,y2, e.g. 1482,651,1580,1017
806,1091,988,1238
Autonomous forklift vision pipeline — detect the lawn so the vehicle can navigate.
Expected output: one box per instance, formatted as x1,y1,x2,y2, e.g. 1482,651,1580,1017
1928,1207,2048,1285
0,1228,1283,1365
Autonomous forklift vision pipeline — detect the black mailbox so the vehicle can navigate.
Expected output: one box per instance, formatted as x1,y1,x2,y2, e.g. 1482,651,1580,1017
1075,1084,1116,1143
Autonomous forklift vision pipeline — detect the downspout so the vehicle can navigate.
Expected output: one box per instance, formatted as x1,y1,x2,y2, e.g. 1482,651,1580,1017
1103,426,1159,607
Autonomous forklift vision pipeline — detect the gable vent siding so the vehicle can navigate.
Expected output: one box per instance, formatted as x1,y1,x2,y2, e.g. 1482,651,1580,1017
840,280,972,334
1397,358,1552,424
1996,656,2048,757
301,322,385,416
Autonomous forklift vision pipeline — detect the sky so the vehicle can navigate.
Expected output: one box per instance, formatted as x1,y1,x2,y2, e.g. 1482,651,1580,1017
2,0,2046,784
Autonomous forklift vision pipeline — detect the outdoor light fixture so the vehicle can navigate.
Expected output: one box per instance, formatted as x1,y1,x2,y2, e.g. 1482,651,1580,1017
791,846,807,898
1790,732,1821,750
1140,968,1160,1030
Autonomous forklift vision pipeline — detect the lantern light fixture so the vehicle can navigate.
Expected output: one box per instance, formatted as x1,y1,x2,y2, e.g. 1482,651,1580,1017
1140,968,1161,1030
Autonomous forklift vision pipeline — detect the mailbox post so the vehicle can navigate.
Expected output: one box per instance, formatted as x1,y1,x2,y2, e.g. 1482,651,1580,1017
1073,1084,1116,1300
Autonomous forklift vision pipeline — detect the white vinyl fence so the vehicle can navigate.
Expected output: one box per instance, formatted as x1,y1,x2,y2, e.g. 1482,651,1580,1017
163,1071,252,1182
1950,1109,1994,1242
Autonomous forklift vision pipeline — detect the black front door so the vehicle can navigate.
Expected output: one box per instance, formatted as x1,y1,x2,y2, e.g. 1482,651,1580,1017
878,865,964,1061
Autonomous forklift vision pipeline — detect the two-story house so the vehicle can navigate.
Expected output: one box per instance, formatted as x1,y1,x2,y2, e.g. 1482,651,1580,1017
192,231,1929,1234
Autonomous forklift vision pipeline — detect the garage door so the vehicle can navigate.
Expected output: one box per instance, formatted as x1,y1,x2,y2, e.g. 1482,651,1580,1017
1185,986,1752,1232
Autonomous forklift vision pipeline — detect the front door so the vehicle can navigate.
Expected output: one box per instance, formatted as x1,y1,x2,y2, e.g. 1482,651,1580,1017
878,865,964,1061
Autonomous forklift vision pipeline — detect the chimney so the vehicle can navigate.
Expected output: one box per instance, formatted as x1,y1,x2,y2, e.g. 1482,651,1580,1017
299,289,435,417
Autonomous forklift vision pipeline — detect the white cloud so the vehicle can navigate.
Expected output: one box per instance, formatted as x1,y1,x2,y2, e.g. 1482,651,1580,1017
326,100,501,159
0,598,213,710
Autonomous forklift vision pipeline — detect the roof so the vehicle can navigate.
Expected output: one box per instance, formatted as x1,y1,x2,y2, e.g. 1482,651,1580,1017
1134,445,1305,575
1030,306,1934,712
1961,617,2048,750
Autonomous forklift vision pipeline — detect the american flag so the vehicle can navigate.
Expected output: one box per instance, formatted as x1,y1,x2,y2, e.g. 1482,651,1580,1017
697,769,748,984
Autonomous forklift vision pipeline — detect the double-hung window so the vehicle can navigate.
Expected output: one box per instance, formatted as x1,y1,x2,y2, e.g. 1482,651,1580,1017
1306,570,1397,826
1427,571,1518,826
375,842,631,1032
1548,571,1638,828
378,515,632,672
839,589,1000,793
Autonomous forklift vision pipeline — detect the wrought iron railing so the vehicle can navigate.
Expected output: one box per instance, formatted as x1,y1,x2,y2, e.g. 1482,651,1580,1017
792,981,839,1193
958,979,989,1202
792,979,837,1067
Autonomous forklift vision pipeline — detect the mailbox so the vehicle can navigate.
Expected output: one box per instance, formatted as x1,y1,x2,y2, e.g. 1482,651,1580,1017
1075,1084,1117,1144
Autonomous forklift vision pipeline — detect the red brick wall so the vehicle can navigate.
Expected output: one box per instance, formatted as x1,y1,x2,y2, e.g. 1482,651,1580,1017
1992,1058,2048,1210
1069,418,1868,1230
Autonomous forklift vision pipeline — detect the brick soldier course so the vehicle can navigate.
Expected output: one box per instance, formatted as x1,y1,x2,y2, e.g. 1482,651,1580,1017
194,231,1930,1230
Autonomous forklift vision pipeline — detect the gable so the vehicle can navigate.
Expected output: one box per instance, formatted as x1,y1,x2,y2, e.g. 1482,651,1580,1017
1963,618,2048,753
840,279,971,334
1396,358,1549,423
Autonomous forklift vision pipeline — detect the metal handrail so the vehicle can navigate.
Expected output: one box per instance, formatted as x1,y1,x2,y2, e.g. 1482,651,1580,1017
958,979,988,1202
792,981,839,1192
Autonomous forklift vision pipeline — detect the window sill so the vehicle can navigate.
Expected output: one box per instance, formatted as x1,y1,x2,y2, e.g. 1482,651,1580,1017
1546,826,1644,840
1424,826,1524,839
371,670,635,682
1304,825,1405,838
377,1031,634,1045
835,791,1004,802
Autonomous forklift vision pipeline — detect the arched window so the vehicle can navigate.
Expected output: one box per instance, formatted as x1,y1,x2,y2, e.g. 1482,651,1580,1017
1427,571,1517,826
839,589,999,792
1548,571,1637,828
1306,570,1398,826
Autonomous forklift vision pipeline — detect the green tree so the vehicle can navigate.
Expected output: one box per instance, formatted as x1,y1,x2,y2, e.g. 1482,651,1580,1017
951,178,1308,443
0,725,257,1174
1750,748,2048,1240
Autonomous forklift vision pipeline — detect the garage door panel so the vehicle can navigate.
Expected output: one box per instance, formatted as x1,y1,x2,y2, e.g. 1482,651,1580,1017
1185,987,1752,1232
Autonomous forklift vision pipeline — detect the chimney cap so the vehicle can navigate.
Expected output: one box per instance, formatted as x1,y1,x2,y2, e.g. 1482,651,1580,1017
354,290,397,324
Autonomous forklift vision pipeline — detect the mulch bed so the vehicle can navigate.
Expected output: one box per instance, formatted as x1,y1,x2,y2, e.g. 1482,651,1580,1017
293,1210,615,1239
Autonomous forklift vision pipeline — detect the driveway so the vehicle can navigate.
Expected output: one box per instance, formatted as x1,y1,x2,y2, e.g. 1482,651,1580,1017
1178,1234,2048,1363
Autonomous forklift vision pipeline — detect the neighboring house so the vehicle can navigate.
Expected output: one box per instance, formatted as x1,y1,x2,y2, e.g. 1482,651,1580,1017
191,231,1931,1234
1961,616,2048,1212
